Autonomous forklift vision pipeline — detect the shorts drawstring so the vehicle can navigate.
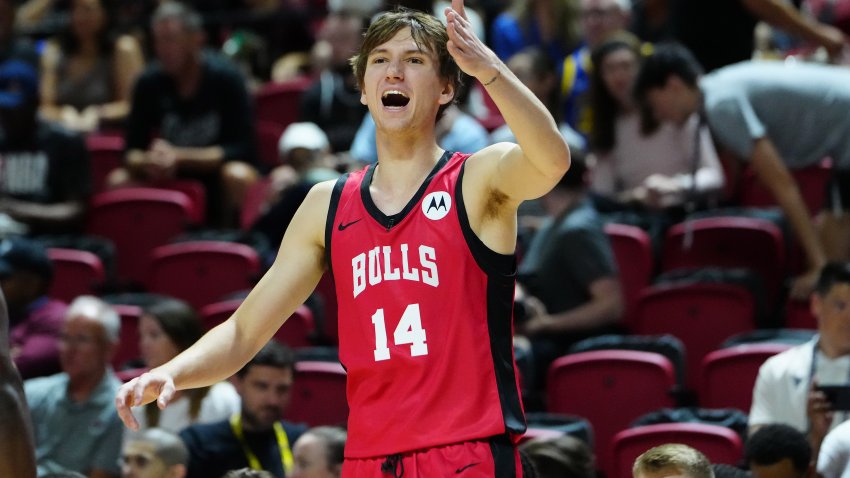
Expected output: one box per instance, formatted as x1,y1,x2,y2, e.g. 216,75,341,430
380,453,404,477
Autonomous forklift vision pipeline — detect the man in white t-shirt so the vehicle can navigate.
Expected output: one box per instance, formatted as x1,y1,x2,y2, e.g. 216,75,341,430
750,262,850,453
818,419,850,478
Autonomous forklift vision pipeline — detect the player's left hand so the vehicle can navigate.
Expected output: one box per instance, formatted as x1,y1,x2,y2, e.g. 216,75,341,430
444,0,500,83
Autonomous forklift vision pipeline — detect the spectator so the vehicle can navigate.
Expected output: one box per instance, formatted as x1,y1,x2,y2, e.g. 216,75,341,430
560,0,632,138
746,424,811,478
489,0,580,63
634,43,850,298
179,342,306,478
121,428,188,478
712,464,751,478
115,2,259,227
251,122,340,249
223,469,275,478
39,0,145,133
131,297,240,435
25,295,123,477
588,33,723,212
516,155,623,386
519,435,595,478
672,0,847,72
0,59,92,235
299,10,369,154
0,0,39,67
3,236,67,379
817,418,850,478
750,263,850,448
632,443,713,478
0,284,37,478
291,426,345,478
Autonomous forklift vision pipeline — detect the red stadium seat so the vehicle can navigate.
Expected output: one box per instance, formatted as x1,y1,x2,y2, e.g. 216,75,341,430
786,298,817,329
256,120,287,169
612,423,743,477
284,360,348,427
155,179,206,225
740,159,832,216
546,350,676,476
240,177,272,230
632,283,756,390
112,304,143,369
200,299,315,348
86,133,124,193
700,343,792,411
254,77,312,129
661,216,785,303
87,188,193,286
146,241,261,309
604,223,653,326
47,248,105,302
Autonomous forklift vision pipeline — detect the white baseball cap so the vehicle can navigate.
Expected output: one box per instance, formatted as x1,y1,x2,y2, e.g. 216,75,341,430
278,122,331,157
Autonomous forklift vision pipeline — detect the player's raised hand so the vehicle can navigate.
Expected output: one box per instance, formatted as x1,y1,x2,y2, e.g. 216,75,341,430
114,370,177,430
444,0,500,83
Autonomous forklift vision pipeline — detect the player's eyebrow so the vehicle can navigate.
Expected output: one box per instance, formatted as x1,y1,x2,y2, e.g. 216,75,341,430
369,47,428,56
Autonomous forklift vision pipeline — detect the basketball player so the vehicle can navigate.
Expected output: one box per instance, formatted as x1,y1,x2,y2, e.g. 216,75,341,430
115,1,570,475
0,284,37,478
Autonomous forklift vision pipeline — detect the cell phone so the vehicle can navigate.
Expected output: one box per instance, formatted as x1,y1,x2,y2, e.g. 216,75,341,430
816,384,850,411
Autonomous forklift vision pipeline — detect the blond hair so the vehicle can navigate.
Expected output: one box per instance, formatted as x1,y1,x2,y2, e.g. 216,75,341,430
633,444,714,478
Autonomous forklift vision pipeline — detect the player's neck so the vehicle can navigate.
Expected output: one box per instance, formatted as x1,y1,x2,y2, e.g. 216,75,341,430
373,139,443,191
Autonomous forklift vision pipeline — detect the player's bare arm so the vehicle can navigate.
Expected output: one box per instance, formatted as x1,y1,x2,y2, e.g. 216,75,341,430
115,181,333,429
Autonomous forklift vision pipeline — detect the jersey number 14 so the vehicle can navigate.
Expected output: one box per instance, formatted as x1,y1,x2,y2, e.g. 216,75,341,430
371,303,428,361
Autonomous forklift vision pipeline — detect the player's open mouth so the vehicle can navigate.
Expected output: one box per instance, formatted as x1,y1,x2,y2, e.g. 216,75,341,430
381,90,410,109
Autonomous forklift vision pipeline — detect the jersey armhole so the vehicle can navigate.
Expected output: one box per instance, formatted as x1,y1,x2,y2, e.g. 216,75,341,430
455,160,516,278
324,174,349,279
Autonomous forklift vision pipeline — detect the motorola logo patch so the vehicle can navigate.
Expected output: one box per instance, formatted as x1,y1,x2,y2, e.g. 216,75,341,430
422,191,451,220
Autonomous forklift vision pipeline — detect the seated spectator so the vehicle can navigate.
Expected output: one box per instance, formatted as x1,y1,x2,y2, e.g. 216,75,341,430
251,122,341,249
179,342,306,478
0,284,37,478
516,155,623,387
113,2,258,227
299,10,369,154
0,60,92,235
518,435,595,478
750,263,850,448
39,0,144,133
291,426,346,478
588,33,723,212
489,0,580,64
24,295,123,477
746,424,811,478
632,444,713,478
130,297,240,435
3,237,67,379
224,469,275,478
634,43,850,298
121,428,188,478
817,419,850,478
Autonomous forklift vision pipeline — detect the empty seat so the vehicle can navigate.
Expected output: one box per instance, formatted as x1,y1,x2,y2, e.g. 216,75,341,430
605,223,653,324
254,77,312,129
200,299,315,348
700,343,792,411
284,360,348,427
47,248,105,302
112,304,143,369
146,241,261,309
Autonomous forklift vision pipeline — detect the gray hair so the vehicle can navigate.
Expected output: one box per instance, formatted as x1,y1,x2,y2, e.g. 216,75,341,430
127,428,189,467
66,295,120,344
151,1,203,32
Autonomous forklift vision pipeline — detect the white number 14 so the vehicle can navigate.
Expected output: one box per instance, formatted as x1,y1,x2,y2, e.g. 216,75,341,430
371,303,428,361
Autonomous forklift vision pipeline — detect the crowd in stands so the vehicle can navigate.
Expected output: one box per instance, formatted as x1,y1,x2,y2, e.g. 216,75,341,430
2,0,850,475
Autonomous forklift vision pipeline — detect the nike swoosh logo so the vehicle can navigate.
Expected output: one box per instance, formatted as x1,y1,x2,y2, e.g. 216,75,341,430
456,463,480,473
338,218,363,231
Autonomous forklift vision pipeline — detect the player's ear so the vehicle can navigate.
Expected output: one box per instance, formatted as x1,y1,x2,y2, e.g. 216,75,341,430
438,80,454,106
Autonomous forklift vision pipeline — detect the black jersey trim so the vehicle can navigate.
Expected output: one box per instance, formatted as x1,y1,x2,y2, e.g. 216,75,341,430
324,173,349,278
360,150,452,230
487,276,527,438
489,435,518,478
455,160,516,277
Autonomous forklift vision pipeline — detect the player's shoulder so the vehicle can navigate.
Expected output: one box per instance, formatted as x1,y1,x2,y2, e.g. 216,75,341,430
464,142,521,185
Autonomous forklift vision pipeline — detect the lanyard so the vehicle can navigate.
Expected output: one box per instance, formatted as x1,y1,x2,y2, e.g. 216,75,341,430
229,413,293,475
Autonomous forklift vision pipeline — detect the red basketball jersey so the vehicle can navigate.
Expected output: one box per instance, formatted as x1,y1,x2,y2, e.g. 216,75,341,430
326,151,526,458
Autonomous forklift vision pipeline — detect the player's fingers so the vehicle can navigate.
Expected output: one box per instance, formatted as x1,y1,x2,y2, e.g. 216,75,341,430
158,380,176,409
115,382,140,430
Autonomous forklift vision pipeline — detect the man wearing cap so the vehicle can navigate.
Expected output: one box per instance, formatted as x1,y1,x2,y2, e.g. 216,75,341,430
0,59,91,234
3,236,68,379
25,295,124,478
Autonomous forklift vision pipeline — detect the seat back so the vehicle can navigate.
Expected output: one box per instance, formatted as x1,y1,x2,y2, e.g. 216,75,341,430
612,423,743,478
86,134,124,193
112,304,143,369
200,299,315,348
546,350,676,476
240,177,272,231
47,248,105,301
284,360,348,427
254,77,312,128
605,223,653,325
700,343,792,411
256,120,287,169
740,160,831,215
786,298,817,329
147,241,261,309
661,216,785,303
87,188,193,285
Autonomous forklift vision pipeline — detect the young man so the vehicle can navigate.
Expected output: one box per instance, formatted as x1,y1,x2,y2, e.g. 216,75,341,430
632,444,713,478
634,43,850,298
116,1,570,476
746,424,812,478
121,428,188,478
